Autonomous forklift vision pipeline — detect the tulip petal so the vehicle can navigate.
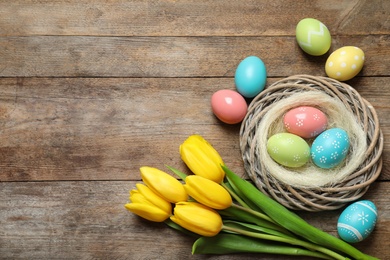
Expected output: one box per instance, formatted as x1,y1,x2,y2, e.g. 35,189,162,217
184,175,232,210
125,203,170,222
129,190,152,205
180,135,225,183
171,202,222,237
140,166,188,203
136,183,172,214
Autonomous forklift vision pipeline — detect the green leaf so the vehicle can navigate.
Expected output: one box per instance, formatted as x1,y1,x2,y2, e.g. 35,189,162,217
222,220,294,239
165,165,188,180
222,165,377,260
192,233,332,259
225,175,264,212
219,206,295,238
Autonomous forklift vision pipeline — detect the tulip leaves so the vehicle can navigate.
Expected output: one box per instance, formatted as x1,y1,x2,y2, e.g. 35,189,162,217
192,234,332,259
222,220,294,239
222,165,377,260
165,165,187,180
219,205,295,238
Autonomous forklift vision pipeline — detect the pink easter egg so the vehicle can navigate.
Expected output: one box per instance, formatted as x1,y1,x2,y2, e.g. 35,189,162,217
211,89,248,124
283,106,327,138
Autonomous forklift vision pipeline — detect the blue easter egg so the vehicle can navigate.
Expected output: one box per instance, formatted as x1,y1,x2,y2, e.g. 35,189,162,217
234,56,267,98
337,200,377,243
311,128,350,169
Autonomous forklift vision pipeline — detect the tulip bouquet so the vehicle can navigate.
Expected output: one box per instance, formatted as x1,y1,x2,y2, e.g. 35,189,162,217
125,135,377,260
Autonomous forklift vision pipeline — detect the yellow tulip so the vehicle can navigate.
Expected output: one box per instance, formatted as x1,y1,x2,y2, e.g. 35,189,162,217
180,135,225,183
170,202,223,237
140,166,188,203
133,183,172,214
184,175,232,210
125,184,172,222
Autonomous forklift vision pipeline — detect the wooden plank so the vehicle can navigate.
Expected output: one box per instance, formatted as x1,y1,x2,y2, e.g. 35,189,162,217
0,0,389,37
0,35,389,78
0,180,389,259
0,77,244,181
0,77,388,181
0,1,388,260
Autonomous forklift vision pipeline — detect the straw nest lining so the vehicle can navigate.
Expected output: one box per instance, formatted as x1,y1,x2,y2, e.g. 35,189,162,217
240,75,384,211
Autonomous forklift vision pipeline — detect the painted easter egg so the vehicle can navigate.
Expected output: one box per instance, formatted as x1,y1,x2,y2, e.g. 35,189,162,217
325,46,365,81
296,18,331,56
234,56,267,98
311,128,350,169
267,133,311,168
211,89,248,124
337,200,377,243
283,106,328,138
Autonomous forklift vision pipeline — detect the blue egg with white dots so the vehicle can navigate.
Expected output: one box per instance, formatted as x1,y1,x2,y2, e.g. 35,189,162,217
234,56,267,98
310,128,350,169
337,200,377,243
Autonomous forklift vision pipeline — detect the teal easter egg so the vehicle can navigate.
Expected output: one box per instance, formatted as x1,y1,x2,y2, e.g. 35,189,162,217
311,128,350,169
337,200,377,243
234,56,267,98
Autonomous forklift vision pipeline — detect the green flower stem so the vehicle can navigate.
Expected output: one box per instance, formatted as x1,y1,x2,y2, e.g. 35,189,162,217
223,179,266,212
220,206,297,239
230,203,277,225
222,181,296,237
222,225,348,260
223,165,378,260
221,182,251,208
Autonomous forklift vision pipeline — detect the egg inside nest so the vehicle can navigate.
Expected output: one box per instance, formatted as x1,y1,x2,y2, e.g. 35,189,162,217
256,91,367,188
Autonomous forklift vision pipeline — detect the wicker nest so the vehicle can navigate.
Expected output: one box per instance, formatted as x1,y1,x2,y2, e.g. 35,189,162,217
240,75,383,211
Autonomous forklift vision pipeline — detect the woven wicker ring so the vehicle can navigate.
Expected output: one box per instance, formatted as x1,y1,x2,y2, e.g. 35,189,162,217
240,75,384,211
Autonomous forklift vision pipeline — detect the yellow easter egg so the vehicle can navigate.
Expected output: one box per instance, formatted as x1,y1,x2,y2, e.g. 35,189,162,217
325,46,365,81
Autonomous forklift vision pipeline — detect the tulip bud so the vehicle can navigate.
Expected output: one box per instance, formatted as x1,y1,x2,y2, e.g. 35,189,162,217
125,184,172,222
140,166,188,203
184,175,232,210
133,183,172,214
180,135,225,183
170,202,223,237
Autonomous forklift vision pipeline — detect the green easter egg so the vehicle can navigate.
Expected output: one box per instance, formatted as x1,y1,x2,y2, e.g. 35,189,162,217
267,133,311,168
296,18,331,56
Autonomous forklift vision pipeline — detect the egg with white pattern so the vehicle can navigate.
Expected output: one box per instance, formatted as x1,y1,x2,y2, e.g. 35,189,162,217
296,18,331,56
337,200,377,243
325,46,365,81
267,133,311,168
311,128,350,169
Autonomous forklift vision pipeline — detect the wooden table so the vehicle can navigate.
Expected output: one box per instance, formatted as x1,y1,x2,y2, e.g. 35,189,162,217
1,1,389,259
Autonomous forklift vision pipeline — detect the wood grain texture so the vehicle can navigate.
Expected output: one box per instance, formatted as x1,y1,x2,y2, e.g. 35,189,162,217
0,77,388,181
0,35,389,77
0,0,389,259
0,181,389,259
0,0,389,36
